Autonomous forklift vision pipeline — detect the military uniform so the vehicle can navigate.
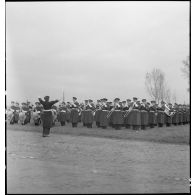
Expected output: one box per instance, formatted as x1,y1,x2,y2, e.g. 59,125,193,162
58,103,66,126
82,100,94,128
70,97,80,127
140,99,149,130
131,98,141,130
149,101,157,128
111,98,124,130
38,96,59,137
157,101,165,127
99,98,109,129
94,100,102,128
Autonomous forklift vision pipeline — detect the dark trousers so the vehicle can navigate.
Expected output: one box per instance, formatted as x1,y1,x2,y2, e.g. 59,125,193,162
87,123,92,128
61,121,65,126
158,123,163,127
96,122,100,128
166,123,170,127
114,124,121,130
133,125,140,130
43,128,50,136
72,123,77,127
141,125,146,130
102,126,107,129
150,124,154,128
125,124,131,129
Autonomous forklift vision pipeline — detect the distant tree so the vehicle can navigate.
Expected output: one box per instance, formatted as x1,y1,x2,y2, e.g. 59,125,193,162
172,91,177,103
145,68,171,104
181,56,190,92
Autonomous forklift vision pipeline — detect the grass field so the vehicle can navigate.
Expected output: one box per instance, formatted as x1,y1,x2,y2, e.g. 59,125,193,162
7,122,190,145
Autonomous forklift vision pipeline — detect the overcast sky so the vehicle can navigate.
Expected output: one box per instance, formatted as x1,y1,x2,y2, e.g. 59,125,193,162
6,1,189,104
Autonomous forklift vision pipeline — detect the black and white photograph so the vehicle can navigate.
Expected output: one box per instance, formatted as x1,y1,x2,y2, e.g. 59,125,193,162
5,1,190,194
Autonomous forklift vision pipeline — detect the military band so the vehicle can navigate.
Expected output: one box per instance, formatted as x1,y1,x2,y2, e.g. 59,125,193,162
6,96,190,137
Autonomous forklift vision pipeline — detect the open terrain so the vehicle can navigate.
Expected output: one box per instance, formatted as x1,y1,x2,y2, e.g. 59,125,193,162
7,123,190,193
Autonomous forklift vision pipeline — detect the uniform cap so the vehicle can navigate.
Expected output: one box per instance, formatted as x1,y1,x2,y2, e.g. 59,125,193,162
122,101,126,103
142,99,146,102
133,97,137,100
73,97,77,100
114,98,120,101
89,99,93,102
161,101,165,104
22,102,26,105
103,98,108,101
151,100,156,103
126,99,131,101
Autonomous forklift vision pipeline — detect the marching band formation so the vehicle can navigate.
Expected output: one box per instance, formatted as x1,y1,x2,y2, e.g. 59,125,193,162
6,96,190,137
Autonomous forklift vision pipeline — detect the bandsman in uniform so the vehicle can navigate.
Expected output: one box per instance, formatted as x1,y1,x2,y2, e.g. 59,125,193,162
172,103,179,126
99,98,109,129
124,99,133,129
157,101,165,127
111,98,124,130
165,103,173,127
94,100,102,128
131,97,141,130
9,101,16,124
58,102,67,126
66,102,71,123
140,99,149,130
38,96,59,137
14,102,20,124
148,100,157,128
33,102,42,126
121,101,128,128
82,99,94,128
70,97,80,127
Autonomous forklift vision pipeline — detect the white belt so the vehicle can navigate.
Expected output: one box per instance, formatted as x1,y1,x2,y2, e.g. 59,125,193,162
150,111,155,112
22,110,27,113
140,110,147,112
132,109,139,110
43,109,52,112
158,111,164,113
102,110,108,111
114,110,121,112
60,110,66,112
85,109,92,111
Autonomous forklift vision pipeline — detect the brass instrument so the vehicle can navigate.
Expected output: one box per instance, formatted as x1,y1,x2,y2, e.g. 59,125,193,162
124,102,134,118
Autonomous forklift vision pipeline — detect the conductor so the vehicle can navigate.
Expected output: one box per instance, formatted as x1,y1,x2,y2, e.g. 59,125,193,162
38,96,59,137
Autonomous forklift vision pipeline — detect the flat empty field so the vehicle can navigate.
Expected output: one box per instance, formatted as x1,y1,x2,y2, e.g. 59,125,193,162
7,124,190,193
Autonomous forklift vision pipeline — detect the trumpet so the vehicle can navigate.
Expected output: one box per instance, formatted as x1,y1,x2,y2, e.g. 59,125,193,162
106,108,114,118
124,102,134,118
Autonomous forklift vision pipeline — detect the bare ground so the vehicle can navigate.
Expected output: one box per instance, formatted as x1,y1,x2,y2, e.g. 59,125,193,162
7,125,190,194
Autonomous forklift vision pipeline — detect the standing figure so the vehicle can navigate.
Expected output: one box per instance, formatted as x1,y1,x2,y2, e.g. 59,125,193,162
165,103,173,127
172,103,179,126
70,97,80,127
124,99,133,129
58,102,66,126
111,98,124,130
8,101,15,124
65,102,71,123
131,97,141,130
13,102,20,124
32,102,42,126
148,101,157,128
140,99,149,130
156,101,165,127
99,98,109,129
82,99,94,128
38,96,59,137
94,100,102,128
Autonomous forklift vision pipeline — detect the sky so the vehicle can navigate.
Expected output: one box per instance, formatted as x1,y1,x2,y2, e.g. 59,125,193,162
6,1,190,104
